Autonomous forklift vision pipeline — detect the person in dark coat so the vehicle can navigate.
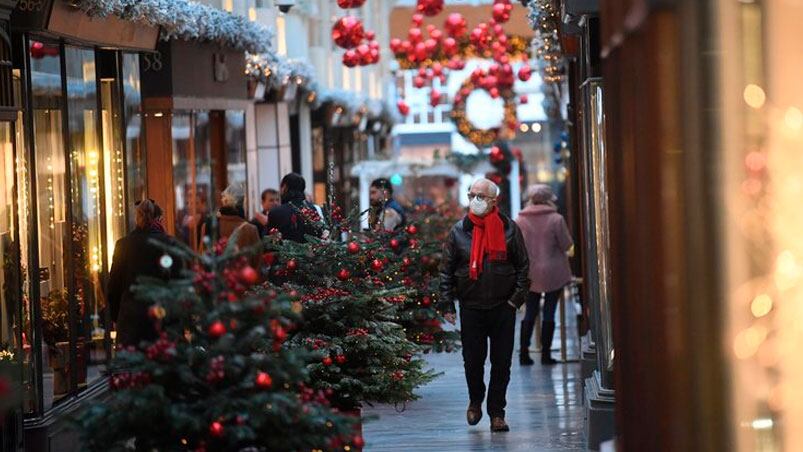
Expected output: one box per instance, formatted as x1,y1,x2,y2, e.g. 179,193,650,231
107,199,180,348
440,178,530,433
265,173,317,243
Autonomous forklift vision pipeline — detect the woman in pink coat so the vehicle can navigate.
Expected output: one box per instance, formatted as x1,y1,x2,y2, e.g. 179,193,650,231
515,184,574,365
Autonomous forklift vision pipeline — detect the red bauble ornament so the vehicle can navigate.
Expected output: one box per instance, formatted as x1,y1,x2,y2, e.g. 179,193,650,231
390,239,401,250
409,239,419,249
365,30,376,41
208,321,226,338
519,94,529,104
337,268,351,281
492,2,511,23
430,89,442,107
239,266,258,285
518,65,532,82
406,224,419,235
209,421,224,437
412,13,424,26
322,356,333,366
353,436,365,448
390,38,402,53
489,87,500,99
413,76,426,88
336,354,347,364
286,259,298,271
336,0,366,8
371,259,384,272
422,296,432,307
397,99,410,116
432,62,443,76
262,252,276,266
332,16,365,49
414,42,428,61
408,27,423,43
424,38,438,54
402,257,413,266
416,0,444,17
490,146,504,163
442,37,458,56
347,242,361,254
444,13,467,37
256,371,273,389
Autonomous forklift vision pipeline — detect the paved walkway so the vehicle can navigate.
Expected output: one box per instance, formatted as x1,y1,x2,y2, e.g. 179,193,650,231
363,312,586,451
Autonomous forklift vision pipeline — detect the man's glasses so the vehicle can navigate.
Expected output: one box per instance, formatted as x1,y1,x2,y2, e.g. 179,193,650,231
467,193,495,202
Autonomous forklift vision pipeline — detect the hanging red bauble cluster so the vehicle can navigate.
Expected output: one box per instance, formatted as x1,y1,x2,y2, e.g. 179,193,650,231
416,0,444,17
332,15,380,68
492,0,513,23
444,13,467,38
336,0,366,8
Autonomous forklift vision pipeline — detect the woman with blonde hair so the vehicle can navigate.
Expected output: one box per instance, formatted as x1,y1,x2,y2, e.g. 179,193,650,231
216,183,260,252
515,184,574,365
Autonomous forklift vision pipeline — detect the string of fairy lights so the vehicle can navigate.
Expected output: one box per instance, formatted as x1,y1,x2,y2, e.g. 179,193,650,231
527,0,564,85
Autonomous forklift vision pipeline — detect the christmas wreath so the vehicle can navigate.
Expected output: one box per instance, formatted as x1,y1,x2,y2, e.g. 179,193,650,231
450,73,518,147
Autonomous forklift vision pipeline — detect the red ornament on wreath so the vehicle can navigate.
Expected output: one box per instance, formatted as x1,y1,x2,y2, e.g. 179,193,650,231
336,0,365,8
416,0,444,17
332,16,365,49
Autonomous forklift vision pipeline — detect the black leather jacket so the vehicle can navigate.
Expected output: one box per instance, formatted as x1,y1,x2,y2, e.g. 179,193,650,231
439,214,530,312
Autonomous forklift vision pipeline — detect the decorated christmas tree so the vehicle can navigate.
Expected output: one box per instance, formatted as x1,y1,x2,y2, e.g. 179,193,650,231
77,239,358,452
262,210,440,412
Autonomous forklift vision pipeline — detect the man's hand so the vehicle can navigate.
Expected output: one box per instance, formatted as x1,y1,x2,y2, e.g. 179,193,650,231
444,312,456,325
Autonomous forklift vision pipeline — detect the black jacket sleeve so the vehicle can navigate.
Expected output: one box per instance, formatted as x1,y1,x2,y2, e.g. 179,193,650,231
438,226,459,314
106,239,126,323
509,222,531,308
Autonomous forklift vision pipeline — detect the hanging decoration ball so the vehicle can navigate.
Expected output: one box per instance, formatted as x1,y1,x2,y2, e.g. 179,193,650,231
159,254,173,269
255,371,273,389
371,259,384,271
208,321,227,338
492,2,513,23
422,296,432,307
262,252,277,266
429,27,443,42
322,356,333,366
286,259,298,271
239,266,259,285
337,268,351,281
365,30,376,41
411,13,425,26
442,37,458,56
353,436,366,449
336,354,347,364
490,146,505,163
406,224,419,235
408,27,423,43
402,257,413,266
430,89,442,107
390,38,403,53
332,16,365,49
209,421,224,438
444,13,467,38
518,65,532,82
336,0,366,8
416,0,444,17
520,94,529,104
390,238,401,250
396,99,410,116
413,76,426,89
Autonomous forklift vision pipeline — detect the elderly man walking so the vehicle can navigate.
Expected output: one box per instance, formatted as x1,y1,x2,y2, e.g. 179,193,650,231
440,178,530,432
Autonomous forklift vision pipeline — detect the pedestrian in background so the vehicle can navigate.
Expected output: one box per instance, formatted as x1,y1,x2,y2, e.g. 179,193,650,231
515,184,574,365
216,183,260,253
251,188,279,237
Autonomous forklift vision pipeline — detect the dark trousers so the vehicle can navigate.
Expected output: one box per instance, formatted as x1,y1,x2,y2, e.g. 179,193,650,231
521,289,562,350
460,302,516,418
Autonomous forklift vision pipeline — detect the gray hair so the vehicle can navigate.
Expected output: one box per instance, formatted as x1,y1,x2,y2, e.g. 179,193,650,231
221,183,245,208
470,178,500,198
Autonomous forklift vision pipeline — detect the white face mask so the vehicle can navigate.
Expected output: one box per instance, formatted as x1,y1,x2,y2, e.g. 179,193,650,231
469,198,490,216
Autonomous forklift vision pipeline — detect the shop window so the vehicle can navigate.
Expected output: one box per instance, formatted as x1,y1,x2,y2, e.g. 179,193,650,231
121,53,145,227
225,111,246,194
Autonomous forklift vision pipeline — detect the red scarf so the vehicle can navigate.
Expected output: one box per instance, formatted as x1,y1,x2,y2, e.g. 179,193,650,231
468,207,507,280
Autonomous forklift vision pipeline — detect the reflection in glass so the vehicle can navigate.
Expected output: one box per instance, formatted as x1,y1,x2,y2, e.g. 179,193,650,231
173,112,213,250
30,41,69,410
64,46,103,393
100,69,127,271
0,121,19,407
225,111,246,194
122,53,145,229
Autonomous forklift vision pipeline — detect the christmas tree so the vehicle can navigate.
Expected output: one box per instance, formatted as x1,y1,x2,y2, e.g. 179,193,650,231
77,238,358,452
262,212,439,412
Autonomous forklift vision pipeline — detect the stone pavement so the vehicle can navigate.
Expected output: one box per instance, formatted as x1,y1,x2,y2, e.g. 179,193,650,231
363,312,585,451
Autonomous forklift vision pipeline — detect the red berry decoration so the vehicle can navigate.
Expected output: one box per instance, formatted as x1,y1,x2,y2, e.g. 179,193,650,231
444,13,467,37
208,321,226,338
337,268,351,281
347,242,361,254
416,0,444,17
209,421,224,437
390,239,401,251
322,356,333,366
371,259,384,272
336,354,347,364
239,265,258,285
336,0,365,9
332,16,365,49
255,371,273,389
286,259,298,271
262,252,276,266
406,224,418,235
422,296,432,306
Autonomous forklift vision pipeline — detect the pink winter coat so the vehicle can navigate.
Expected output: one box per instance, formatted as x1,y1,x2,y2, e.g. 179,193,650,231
515,204,574,293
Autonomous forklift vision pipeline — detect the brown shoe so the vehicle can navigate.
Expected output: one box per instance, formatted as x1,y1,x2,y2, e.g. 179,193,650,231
466,405,482,426
490,417,510,432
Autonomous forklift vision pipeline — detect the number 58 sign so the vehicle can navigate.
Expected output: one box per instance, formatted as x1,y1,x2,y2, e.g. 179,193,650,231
142,51,164,72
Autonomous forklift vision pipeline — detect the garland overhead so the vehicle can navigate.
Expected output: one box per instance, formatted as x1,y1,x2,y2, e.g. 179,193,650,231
67,0,275,54
527,0,564,84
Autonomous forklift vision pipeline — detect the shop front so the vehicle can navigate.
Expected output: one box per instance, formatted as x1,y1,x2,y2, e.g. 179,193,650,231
140,39,252,250
2,1,157,449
